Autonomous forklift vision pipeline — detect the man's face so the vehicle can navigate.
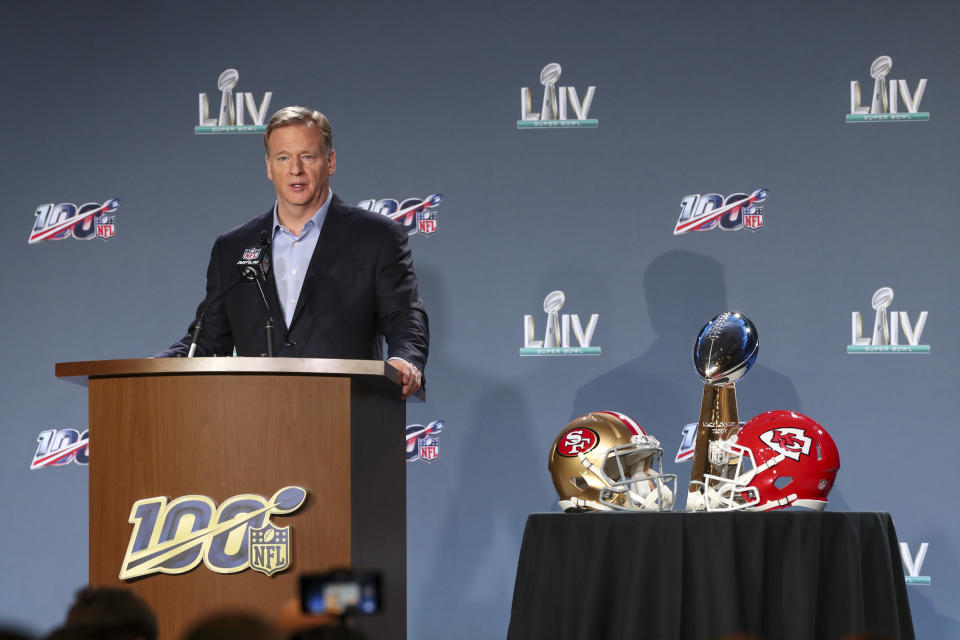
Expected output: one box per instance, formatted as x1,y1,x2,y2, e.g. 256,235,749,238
265,124,336,214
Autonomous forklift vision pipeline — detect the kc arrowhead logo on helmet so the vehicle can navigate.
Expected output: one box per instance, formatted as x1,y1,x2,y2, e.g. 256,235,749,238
759,427,813,461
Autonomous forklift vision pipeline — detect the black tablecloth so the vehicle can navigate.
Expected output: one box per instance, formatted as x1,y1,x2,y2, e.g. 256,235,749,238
507,512,914,640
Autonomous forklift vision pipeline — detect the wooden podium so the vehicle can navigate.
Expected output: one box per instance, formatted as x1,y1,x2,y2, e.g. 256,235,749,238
56,358,409,640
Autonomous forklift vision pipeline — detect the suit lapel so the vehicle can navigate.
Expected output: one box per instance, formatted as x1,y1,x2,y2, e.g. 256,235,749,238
287,194,356,330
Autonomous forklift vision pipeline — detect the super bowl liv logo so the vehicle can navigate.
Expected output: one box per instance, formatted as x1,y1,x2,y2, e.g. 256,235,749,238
31,428,89,469
357,194,442,237
518,63,597,129
119,486,306,579
900,542,931,585
847,56,928,122
849,287,929,354
521,290,600,356
29,199,119,244
196,68,273,134
673,189,768,235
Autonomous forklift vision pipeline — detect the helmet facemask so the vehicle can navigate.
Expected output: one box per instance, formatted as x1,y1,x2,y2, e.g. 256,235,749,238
696,438,761,511
582,435,677,511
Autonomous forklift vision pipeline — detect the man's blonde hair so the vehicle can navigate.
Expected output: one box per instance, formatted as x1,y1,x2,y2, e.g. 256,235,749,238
263,106,333,153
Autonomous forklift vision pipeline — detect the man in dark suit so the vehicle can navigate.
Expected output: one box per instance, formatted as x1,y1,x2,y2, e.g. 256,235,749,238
158,107,428,398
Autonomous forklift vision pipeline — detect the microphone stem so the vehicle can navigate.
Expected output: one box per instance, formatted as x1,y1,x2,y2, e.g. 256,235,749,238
254,278,274,357
187,279,243,358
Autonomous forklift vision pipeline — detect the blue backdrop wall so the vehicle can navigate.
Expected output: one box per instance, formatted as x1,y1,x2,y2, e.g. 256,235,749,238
1,1,957,638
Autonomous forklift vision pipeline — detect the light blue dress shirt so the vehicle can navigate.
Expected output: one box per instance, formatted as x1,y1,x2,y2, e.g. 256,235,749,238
271,189,333,327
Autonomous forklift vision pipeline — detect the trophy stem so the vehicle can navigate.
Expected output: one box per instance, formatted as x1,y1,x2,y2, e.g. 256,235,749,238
687,385,740,509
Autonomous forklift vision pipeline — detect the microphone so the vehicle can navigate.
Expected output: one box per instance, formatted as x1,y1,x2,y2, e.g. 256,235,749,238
236,240,271,282
187,278,243,357
188,231,277,357
244,231,275,356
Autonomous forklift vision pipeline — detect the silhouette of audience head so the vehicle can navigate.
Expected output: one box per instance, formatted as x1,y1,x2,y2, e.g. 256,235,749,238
0,626,34,640
183,613,283,640
50,587,157,640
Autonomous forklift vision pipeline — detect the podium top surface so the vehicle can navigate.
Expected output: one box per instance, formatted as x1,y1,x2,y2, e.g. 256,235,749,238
56,357,400,386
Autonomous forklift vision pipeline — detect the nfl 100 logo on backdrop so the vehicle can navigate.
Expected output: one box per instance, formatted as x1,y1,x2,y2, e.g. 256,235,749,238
405,420,446,463
196,68,273,134
521,290,600,356
356,194,442,236
31,428,89,469
849,287,929,354
518,62,597,129
119,486,306,579
673,189,768,235
847,56,928,122
29,199,119,244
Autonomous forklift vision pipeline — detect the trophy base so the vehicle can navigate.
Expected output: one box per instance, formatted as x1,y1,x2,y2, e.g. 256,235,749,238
687,384,740,512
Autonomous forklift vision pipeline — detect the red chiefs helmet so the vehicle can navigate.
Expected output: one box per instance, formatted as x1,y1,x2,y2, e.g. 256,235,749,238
699,410,840,511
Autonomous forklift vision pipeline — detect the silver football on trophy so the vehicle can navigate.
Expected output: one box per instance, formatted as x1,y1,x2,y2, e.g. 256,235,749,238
693,312,759,386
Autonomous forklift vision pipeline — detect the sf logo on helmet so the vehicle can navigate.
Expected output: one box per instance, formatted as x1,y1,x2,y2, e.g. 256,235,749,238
759,428,812,461
556,428,599,457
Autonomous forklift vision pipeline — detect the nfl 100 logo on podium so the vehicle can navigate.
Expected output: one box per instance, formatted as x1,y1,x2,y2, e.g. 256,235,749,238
356,193,443,237
30,428,89,469
28,199,119,244
848,287,929,354
847,56,928,122
518,62,597,129
673,189,768,235
406,420,446,463
196,68,273,134
521,290,600,356
119,486,307,580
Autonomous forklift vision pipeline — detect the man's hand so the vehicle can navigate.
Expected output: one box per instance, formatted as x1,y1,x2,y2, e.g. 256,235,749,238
387,358,422,399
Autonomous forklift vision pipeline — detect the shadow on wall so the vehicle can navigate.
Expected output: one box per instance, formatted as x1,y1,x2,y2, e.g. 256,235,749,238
571,249,801,483
408,265,539,640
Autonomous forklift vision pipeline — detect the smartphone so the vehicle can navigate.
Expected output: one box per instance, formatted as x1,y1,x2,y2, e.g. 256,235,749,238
300,569,381,616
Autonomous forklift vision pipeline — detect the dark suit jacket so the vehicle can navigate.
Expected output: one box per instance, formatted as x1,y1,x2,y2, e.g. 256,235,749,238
158,194,429,372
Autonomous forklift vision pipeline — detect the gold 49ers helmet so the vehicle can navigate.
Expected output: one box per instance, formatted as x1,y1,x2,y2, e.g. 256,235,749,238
549,411,676,512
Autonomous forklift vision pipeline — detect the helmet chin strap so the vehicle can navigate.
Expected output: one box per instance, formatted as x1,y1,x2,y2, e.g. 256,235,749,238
630,477,675,509
696,479,757,511
627,487,672,510
577,452,672,511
